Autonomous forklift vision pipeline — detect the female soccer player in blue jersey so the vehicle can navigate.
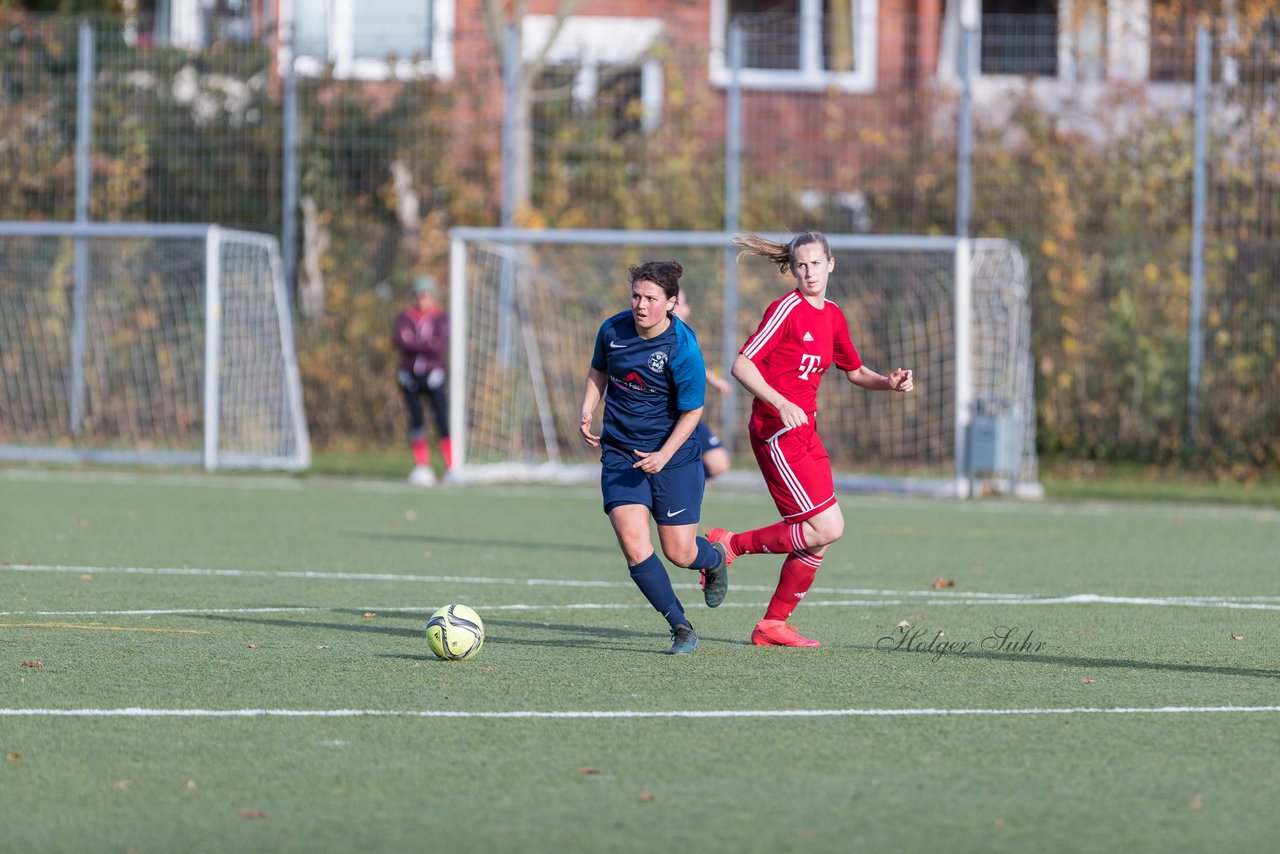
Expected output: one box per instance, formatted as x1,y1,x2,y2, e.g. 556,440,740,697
578,260,729,655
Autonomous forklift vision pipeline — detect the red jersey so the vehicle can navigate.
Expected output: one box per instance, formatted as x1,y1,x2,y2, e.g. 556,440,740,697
740,290,862,436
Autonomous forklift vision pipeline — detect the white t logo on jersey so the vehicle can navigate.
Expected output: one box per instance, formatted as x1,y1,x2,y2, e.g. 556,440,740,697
798,354,822,380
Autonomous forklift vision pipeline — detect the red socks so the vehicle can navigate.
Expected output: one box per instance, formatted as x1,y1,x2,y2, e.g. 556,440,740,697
763,551,823,622
728,521,823,622
730,520,807,557
413,437,453,471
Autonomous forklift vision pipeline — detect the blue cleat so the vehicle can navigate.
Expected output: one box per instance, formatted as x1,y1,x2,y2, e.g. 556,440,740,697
701,542,729,608
665,623,699,655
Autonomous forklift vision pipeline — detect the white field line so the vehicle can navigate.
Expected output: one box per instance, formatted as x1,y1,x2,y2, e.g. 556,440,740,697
3,563,1280,614
6,593,1280,619
1,705,1279,720
6,465,1280,521
0,468,599,499
2,563,626,588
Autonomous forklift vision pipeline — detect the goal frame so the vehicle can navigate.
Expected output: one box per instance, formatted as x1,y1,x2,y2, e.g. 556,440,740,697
448,227,1038,499
0,221,311,471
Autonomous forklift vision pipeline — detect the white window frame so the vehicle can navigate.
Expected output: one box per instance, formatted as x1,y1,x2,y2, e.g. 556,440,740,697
938,0,1153,86
287,0,455,81
524,16,666,133
708,0,879,92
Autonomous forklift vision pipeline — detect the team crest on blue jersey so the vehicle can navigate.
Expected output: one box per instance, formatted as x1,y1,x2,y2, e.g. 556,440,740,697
647,351,668,373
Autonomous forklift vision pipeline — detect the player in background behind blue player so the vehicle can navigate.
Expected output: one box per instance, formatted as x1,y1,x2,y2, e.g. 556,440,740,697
673,297,732,480
578,260,729,655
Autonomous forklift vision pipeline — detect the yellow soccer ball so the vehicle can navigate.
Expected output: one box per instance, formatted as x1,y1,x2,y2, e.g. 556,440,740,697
426,604,485,661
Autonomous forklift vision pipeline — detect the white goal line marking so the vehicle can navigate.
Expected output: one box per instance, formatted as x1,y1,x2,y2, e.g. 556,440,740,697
1,563,625,589
4,563,1279,612
2,705,1279,720
6,592,1280,619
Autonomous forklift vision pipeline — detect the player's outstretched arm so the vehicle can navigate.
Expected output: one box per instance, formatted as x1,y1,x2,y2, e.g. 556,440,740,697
846,365,913,392
706,369,733,394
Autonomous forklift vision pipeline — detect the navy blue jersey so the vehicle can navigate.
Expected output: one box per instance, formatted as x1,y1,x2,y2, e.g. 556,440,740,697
591,311,707,467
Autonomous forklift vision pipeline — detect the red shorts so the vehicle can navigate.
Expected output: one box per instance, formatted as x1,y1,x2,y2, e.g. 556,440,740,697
748,419,837,523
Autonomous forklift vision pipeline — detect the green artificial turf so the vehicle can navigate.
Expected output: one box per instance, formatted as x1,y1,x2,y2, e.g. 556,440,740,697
2,469,1278,853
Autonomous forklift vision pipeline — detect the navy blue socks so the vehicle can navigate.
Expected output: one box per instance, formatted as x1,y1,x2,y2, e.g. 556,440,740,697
628,553,688,629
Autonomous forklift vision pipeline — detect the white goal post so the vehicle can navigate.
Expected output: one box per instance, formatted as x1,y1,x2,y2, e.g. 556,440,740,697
0,222,311,471
447,228,1039,498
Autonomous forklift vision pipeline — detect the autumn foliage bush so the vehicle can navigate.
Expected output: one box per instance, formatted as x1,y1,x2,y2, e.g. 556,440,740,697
2,8,1276,472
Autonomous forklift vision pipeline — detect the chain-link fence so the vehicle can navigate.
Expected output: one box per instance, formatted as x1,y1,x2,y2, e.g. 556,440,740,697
1,5,1276,470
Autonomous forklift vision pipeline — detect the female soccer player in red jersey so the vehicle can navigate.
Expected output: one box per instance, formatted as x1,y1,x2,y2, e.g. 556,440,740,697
708,232,913,647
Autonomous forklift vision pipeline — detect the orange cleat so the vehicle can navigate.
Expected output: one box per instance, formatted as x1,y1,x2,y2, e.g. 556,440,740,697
751,619,821,648
706,528,738,569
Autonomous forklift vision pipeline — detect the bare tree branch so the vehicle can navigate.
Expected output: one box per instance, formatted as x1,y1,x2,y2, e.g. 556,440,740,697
480,0,594,74
476,0,599,221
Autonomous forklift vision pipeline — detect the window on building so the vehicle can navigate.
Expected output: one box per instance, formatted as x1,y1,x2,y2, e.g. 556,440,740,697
1147,1,1196,83
291,0,455,80
710,0,879,91
534,63,649,142
940,0,1164,86
525,16,666,136
1150,4,1280,87
980,0,1058,76
135,0,257,49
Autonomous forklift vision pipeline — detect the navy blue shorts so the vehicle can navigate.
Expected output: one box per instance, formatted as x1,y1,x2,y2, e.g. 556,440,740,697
600,445,705,524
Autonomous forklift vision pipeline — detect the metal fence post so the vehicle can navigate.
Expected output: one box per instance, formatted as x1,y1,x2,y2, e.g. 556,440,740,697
281,2,300,305
501,22,518,230
1187,24,1210,442
497,22,519,368
956,0,977,239
721,20,744,453
70,19,95,437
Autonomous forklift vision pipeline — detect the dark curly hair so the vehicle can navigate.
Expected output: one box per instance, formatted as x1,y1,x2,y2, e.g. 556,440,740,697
628,260,684,302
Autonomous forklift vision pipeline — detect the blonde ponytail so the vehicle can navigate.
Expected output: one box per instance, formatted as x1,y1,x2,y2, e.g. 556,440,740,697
732,231,831,274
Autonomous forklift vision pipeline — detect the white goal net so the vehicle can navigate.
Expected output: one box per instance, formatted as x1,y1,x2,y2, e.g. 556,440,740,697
448,228,1038,498
0,222,310,470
